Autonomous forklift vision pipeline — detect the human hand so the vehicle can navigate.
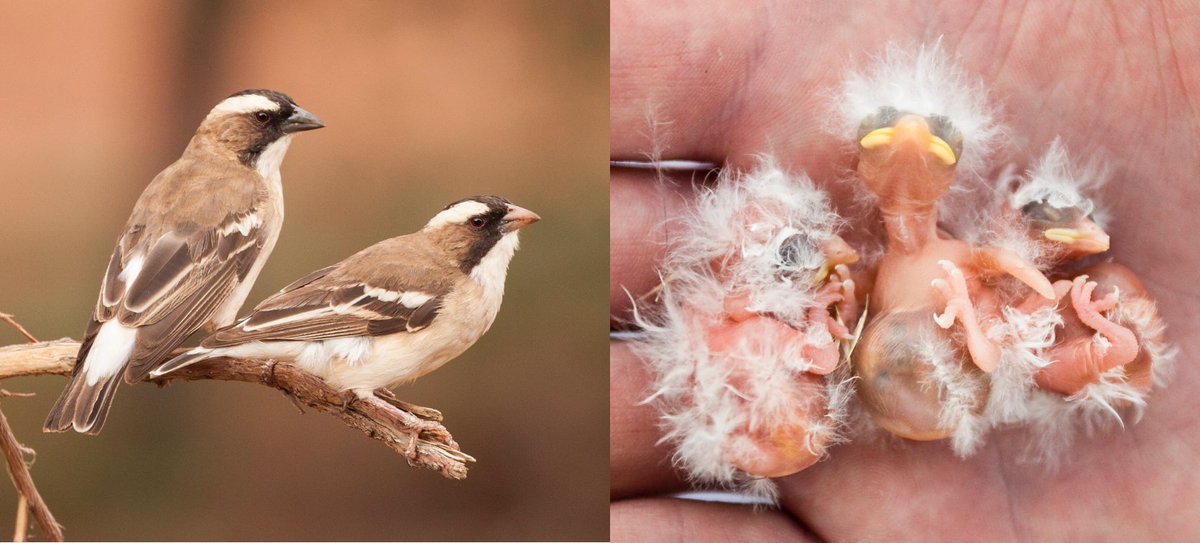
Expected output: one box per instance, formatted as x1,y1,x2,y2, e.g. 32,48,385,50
611,1,1200,540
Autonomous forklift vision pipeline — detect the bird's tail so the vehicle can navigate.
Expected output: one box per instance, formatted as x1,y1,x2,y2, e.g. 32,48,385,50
44,319,137,434
43,370,122,435
150,349,214,378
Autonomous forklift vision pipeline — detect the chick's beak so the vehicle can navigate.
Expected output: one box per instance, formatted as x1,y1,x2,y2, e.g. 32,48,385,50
1044,219,1110,253
814,236,860,282
860,114,957,166
501,204,540,232
282,106,325,133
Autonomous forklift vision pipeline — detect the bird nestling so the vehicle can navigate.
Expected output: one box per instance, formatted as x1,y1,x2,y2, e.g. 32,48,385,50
45,89,324,435
152,196,538,456
633,163,858,500
837,43,1059,455
979,140,1176,460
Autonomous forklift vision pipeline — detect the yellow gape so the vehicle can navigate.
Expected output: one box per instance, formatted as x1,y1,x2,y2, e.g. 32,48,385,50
859,126,958,166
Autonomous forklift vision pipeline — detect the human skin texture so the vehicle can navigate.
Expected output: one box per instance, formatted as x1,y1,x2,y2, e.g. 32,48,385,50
610,1,1200,541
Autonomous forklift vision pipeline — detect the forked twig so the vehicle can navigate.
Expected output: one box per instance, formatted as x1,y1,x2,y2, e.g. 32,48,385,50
0,314,60,541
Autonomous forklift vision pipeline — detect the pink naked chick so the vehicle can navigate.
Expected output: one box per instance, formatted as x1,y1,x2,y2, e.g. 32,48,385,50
634,163,858,498
999,140,1173,405
833,45,1056,449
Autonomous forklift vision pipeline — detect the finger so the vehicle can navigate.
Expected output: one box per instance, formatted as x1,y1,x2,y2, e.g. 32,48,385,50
611,341,688,498
611,497,820,543
610,167,709,328
610,1,878,184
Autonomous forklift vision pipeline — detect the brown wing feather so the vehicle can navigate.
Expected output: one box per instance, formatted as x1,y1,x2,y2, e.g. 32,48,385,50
202,236,459,348
99,209,267,380
47,158,272,434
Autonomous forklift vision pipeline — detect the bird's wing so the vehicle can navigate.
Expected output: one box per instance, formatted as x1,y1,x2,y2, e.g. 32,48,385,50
202,244,454,347
91,204,271,380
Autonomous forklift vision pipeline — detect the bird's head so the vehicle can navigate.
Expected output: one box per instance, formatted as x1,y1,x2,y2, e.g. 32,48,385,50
856,108,962,213
1018,198,1110,260
196,89,324,176
1009,137,1111,261
779,230,860,286
424,196,540,277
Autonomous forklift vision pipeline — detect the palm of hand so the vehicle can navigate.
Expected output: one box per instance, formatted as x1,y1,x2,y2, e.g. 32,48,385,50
610,2,1200,540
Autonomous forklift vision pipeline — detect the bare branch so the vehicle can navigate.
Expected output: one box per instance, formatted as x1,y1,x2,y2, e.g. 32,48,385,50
0,314,39,344
0,340,474,479
0,406,62,541
0,314,61,541
13,495,27,542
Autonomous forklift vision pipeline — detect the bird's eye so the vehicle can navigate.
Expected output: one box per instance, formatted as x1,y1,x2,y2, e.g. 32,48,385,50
255,111,270,123
470,217,487,229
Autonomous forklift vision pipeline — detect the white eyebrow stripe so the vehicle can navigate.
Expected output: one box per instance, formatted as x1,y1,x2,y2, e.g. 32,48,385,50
425,200,490,229
208,94,280,117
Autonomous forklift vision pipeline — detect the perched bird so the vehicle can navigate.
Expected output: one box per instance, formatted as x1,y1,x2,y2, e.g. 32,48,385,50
44,89,324,434
152,196,539,417
634,163,858,500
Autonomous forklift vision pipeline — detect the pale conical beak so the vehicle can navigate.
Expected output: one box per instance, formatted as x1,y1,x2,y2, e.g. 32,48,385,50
501,204,540,232
1044,219,1110,253
860,114,957,166
282,106,325,133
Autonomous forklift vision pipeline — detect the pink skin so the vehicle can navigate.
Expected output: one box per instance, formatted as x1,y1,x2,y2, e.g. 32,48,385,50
1004,209,1148,395
854,115,1054,440
1031,275,1138,395
698,244,858,477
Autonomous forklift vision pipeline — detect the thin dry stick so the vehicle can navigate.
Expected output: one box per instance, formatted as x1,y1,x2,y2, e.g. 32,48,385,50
0,315,61,541
0,408,62,541
13,495,27,542
0,314,38,344
0,340,474,479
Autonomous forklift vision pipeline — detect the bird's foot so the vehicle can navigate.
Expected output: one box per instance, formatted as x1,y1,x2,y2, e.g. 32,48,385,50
1070,275,1120,331
402,418,459,459
336,389,359,414
932,260,975,329
374,388,443,421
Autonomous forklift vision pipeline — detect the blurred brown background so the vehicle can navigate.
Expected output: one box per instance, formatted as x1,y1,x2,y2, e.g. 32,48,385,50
0,1,608,540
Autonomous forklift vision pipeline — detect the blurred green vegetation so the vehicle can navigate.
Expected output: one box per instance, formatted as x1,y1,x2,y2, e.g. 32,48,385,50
0,1,607,540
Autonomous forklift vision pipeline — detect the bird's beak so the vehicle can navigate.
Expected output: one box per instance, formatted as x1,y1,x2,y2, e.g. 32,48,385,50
814,236,860,283
282,106,325,133
1044,219,1110,253
501,204,540,232
860,115,958,166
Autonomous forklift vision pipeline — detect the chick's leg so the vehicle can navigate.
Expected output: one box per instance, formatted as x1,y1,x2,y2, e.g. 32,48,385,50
973,246,1056,300
830,264,860,326
932,260,1001,372
1014,279,1073,313
1034,276,1139,395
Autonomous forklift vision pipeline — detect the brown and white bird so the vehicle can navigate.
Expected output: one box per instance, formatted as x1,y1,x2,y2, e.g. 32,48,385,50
44,89,324,434
152,196,539,402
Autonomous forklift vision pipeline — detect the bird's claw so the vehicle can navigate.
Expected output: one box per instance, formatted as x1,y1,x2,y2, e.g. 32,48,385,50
374,388,443,421
1070,274,1117,320
932,260,972,329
